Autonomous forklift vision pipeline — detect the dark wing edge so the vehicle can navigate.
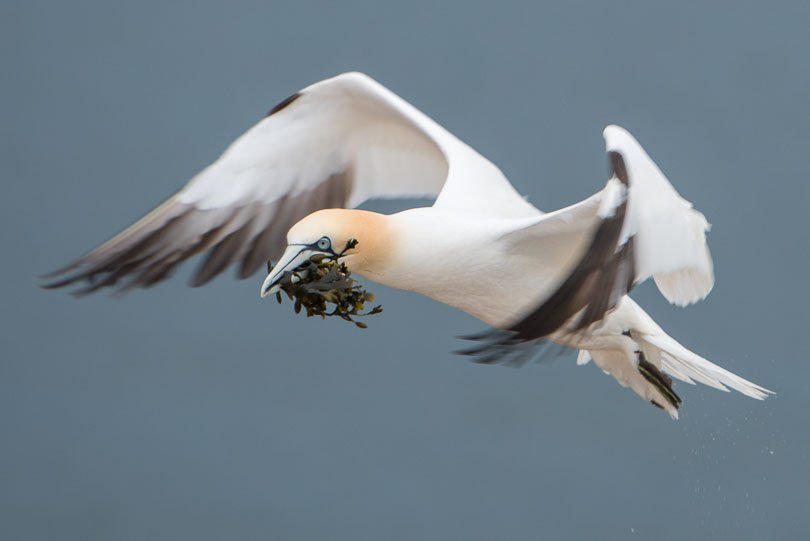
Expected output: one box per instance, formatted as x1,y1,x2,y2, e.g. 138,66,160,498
41,168,353,295
457,150,637,365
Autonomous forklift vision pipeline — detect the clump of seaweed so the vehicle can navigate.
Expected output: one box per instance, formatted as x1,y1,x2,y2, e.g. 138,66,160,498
267,251,382,329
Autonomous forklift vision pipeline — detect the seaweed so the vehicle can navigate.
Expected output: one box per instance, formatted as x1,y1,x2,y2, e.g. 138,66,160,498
267,255,382,329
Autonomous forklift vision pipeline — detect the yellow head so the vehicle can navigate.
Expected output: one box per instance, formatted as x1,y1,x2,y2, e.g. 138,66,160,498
260,209,392,296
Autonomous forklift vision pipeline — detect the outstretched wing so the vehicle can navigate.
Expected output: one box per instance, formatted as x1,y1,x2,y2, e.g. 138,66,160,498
43,72,536,294
460,125,715,362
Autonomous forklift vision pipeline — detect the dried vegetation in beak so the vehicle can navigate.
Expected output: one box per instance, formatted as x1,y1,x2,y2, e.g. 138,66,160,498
266,245,383,328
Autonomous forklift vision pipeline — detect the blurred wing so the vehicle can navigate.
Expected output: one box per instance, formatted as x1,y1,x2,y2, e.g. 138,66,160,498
44,72,534,294
603,125,714,306
460,125,715,362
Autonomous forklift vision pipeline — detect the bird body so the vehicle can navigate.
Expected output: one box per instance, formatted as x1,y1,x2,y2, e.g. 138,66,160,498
363,208,545,327
276,203,768,419
45,72,771,418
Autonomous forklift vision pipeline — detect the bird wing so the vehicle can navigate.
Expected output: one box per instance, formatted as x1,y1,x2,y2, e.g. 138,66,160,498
603,125,714,307
43,72,536,294
460,125,715,361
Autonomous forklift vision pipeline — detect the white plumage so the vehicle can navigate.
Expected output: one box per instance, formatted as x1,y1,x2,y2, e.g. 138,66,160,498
46,72,771,419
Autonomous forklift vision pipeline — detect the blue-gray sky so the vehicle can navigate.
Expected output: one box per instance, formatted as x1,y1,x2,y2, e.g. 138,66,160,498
2,1,808,539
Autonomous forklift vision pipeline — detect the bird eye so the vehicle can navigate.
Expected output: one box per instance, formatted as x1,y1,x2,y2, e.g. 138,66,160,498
316,237,331,251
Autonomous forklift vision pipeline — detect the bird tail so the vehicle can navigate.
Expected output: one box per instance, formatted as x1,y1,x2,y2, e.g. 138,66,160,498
581,321,772,420
637,331,773,400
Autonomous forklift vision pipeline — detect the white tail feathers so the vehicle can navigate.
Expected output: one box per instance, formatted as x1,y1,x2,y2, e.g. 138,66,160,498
579,311,772,420
640,332,773,400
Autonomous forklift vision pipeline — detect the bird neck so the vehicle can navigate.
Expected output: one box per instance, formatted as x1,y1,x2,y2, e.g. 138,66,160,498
350,208,520,327
334,209,398,278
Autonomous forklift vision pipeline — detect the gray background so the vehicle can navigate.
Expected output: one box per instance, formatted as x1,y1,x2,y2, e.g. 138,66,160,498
2,1,808,539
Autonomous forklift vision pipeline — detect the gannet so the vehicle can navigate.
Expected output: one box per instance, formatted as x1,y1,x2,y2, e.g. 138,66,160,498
44,72,772,418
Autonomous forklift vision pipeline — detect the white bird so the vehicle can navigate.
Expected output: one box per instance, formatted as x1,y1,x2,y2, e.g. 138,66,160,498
45,72,771,418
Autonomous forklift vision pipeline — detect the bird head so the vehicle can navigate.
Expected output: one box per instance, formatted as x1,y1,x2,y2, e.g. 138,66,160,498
260,209,389,297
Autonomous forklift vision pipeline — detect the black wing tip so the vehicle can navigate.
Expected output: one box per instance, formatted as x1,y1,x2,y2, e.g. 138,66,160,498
40,279,70,291
266,92,302,117
188,268,215,288
457,329,514,342
39,260,83,280
454,328,566,368
39,273,108,297
39,267,85,290
607,150,629,185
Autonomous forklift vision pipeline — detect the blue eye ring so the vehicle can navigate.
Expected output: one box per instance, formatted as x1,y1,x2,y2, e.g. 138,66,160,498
316,237,331,251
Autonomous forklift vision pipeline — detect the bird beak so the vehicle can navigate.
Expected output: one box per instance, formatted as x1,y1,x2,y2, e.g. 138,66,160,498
260,245,316,298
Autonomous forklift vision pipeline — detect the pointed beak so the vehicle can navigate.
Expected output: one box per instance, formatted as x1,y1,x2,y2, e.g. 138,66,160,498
260,245,316,298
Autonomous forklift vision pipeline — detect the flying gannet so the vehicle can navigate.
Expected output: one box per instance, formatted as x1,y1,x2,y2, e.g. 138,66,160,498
44,72,772,418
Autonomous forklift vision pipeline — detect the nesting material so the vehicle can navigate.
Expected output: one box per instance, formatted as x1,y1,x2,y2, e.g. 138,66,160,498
267,257,382,328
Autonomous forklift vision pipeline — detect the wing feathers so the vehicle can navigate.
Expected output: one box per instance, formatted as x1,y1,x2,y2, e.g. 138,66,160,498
43,161,360,293
44,72,463,293
191,205,261,286
503,153,635,343
603,125,714,305
266,92,302,117
653,262,715,307
509,197,631,341
458,126,718,363
511,126,717,337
